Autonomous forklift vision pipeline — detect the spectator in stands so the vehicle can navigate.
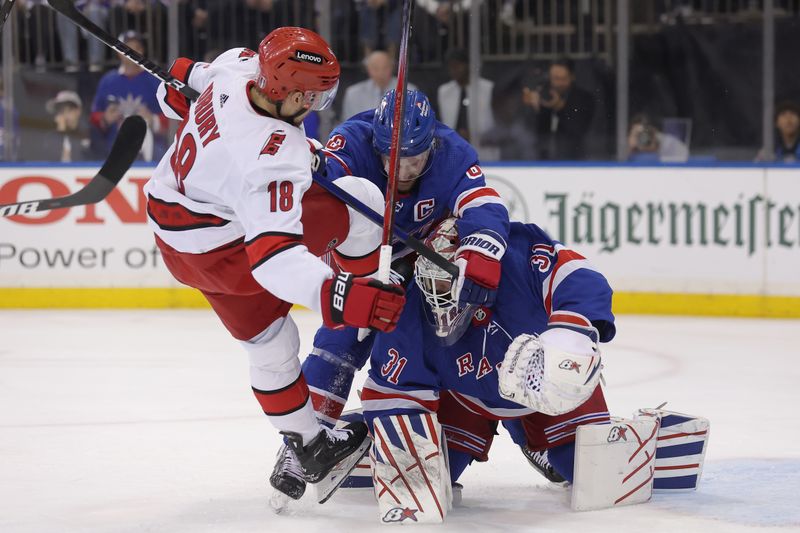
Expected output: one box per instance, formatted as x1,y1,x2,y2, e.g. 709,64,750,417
772,101,800,163
42,91,91,162
626,114,689,163
521,56,594,160
414,0,468,61
55,1,110,72
358,0,401,57
16,0,56,71
436,48,494,142
110,0,168,63
203,0,314,52
340,50,417,120
0,78,20,161
89,30,167,162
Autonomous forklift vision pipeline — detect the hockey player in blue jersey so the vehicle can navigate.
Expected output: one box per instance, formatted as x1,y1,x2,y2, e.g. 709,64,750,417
269,89,511,501
360,217,615,523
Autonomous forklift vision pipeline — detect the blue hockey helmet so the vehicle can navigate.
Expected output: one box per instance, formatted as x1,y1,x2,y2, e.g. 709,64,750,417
372,89,436,157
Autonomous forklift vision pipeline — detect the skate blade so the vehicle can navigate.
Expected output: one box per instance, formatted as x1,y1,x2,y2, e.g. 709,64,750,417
314,435,372,504
269,489,292,514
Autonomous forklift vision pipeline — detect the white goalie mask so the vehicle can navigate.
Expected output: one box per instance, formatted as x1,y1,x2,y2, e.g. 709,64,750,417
414,218,475,345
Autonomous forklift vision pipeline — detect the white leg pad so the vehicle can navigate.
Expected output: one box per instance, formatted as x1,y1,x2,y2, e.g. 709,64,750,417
371,413,451,524
636,408,710,492
571,416,660,511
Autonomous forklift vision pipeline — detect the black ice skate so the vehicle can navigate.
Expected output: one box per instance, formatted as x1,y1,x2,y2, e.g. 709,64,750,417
521,446,567,484
281,421,369,484
269,443,306,500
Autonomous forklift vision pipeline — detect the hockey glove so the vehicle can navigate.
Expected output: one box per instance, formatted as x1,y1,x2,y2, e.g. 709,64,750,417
321,272,405,332
453,231,505,307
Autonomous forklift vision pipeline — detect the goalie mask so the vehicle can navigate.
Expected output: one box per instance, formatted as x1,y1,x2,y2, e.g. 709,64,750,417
414,218,475,345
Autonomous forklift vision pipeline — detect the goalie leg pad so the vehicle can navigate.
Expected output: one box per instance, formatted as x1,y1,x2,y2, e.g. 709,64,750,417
571,416,659,511
636,408,710,492
371,413,451,524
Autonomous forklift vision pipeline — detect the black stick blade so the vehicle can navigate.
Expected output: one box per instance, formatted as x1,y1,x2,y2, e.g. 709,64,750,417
66,115,147,208
0,115,147,217
98,115,147,187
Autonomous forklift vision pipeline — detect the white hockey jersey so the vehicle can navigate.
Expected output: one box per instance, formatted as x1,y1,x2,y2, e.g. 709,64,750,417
145,48,333,312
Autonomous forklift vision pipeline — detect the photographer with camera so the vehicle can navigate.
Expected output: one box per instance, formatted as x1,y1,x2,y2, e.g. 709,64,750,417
521,56,595,160
627,114,689,163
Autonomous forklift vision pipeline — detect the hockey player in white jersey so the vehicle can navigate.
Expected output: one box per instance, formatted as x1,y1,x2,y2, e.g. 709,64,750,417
144,27,405,491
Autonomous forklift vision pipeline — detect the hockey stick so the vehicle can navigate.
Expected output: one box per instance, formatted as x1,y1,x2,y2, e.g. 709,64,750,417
46,0,200,100
0,116,147,217
0,0,16,33
378,0,416,283
46,0,453,276
313,174,459,277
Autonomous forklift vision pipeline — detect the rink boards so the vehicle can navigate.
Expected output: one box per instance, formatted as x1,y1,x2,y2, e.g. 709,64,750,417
1,163,798,317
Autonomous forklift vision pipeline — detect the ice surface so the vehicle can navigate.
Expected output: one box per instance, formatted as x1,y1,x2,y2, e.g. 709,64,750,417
1,310,798,532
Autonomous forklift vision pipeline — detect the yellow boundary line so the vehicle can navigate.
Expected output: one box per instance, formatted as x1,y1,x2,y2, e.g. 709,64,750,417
1,288,799,318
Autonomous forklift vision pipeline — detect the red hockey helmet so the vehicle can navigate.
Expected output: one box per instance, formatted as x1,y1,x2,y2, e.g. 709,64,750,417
256,27,340,111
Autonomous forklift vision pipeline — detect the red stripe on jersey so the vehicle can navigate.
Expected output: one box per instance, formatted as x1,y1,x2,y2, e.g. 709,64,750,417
164,57,195,119
252,373,310,416
449,391,509,420
321,149,353,175
360,387,440,413
456,188,500,213
548,311,593,328
245,232,302,270
544,249,587,315
310,390,346,420
147,194,230,231
332,247,380,276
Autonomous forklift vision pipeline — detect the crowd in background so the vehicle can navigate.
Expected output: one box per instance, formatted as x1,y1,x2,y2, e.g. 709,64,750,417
2,0,800,164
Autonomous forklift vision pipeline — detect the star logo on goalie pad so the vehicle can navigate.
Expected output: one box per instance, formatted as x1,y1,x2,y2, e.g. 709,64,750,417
382,507,419,523
607,425,628,442
559,359,582,373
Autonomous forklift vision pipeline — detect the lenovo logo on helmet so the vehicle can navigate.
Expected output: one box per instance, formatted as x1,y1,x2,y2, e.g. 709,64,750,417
295,50,323,64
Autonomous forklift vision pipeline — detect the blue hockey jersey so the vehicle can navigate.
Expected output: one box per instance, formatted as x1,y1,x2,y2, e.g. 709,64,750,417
360,222,616,423
320,110,509,248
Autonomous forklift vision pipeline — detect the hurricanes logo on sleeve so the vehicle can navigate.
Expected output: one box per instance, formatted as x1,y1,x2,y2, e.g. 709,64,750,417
260,130,286,157
559,359,581,373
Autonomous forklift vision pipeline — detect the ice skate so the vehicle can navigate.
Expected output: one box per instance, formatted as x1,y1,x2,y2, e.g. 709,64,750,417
521,446,566,484
282,421,369,483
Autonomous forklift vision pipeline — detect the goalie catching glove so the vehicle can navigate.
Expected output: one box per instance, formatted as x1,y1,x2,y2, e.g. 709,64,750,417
321,272,405,332
498,327,602,416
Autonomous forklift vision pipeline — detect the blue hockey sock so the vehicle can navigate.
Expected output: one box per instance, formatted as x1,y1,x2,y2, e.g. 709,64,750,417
501,418,527,447
547,442,576,483
448,449,475,485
